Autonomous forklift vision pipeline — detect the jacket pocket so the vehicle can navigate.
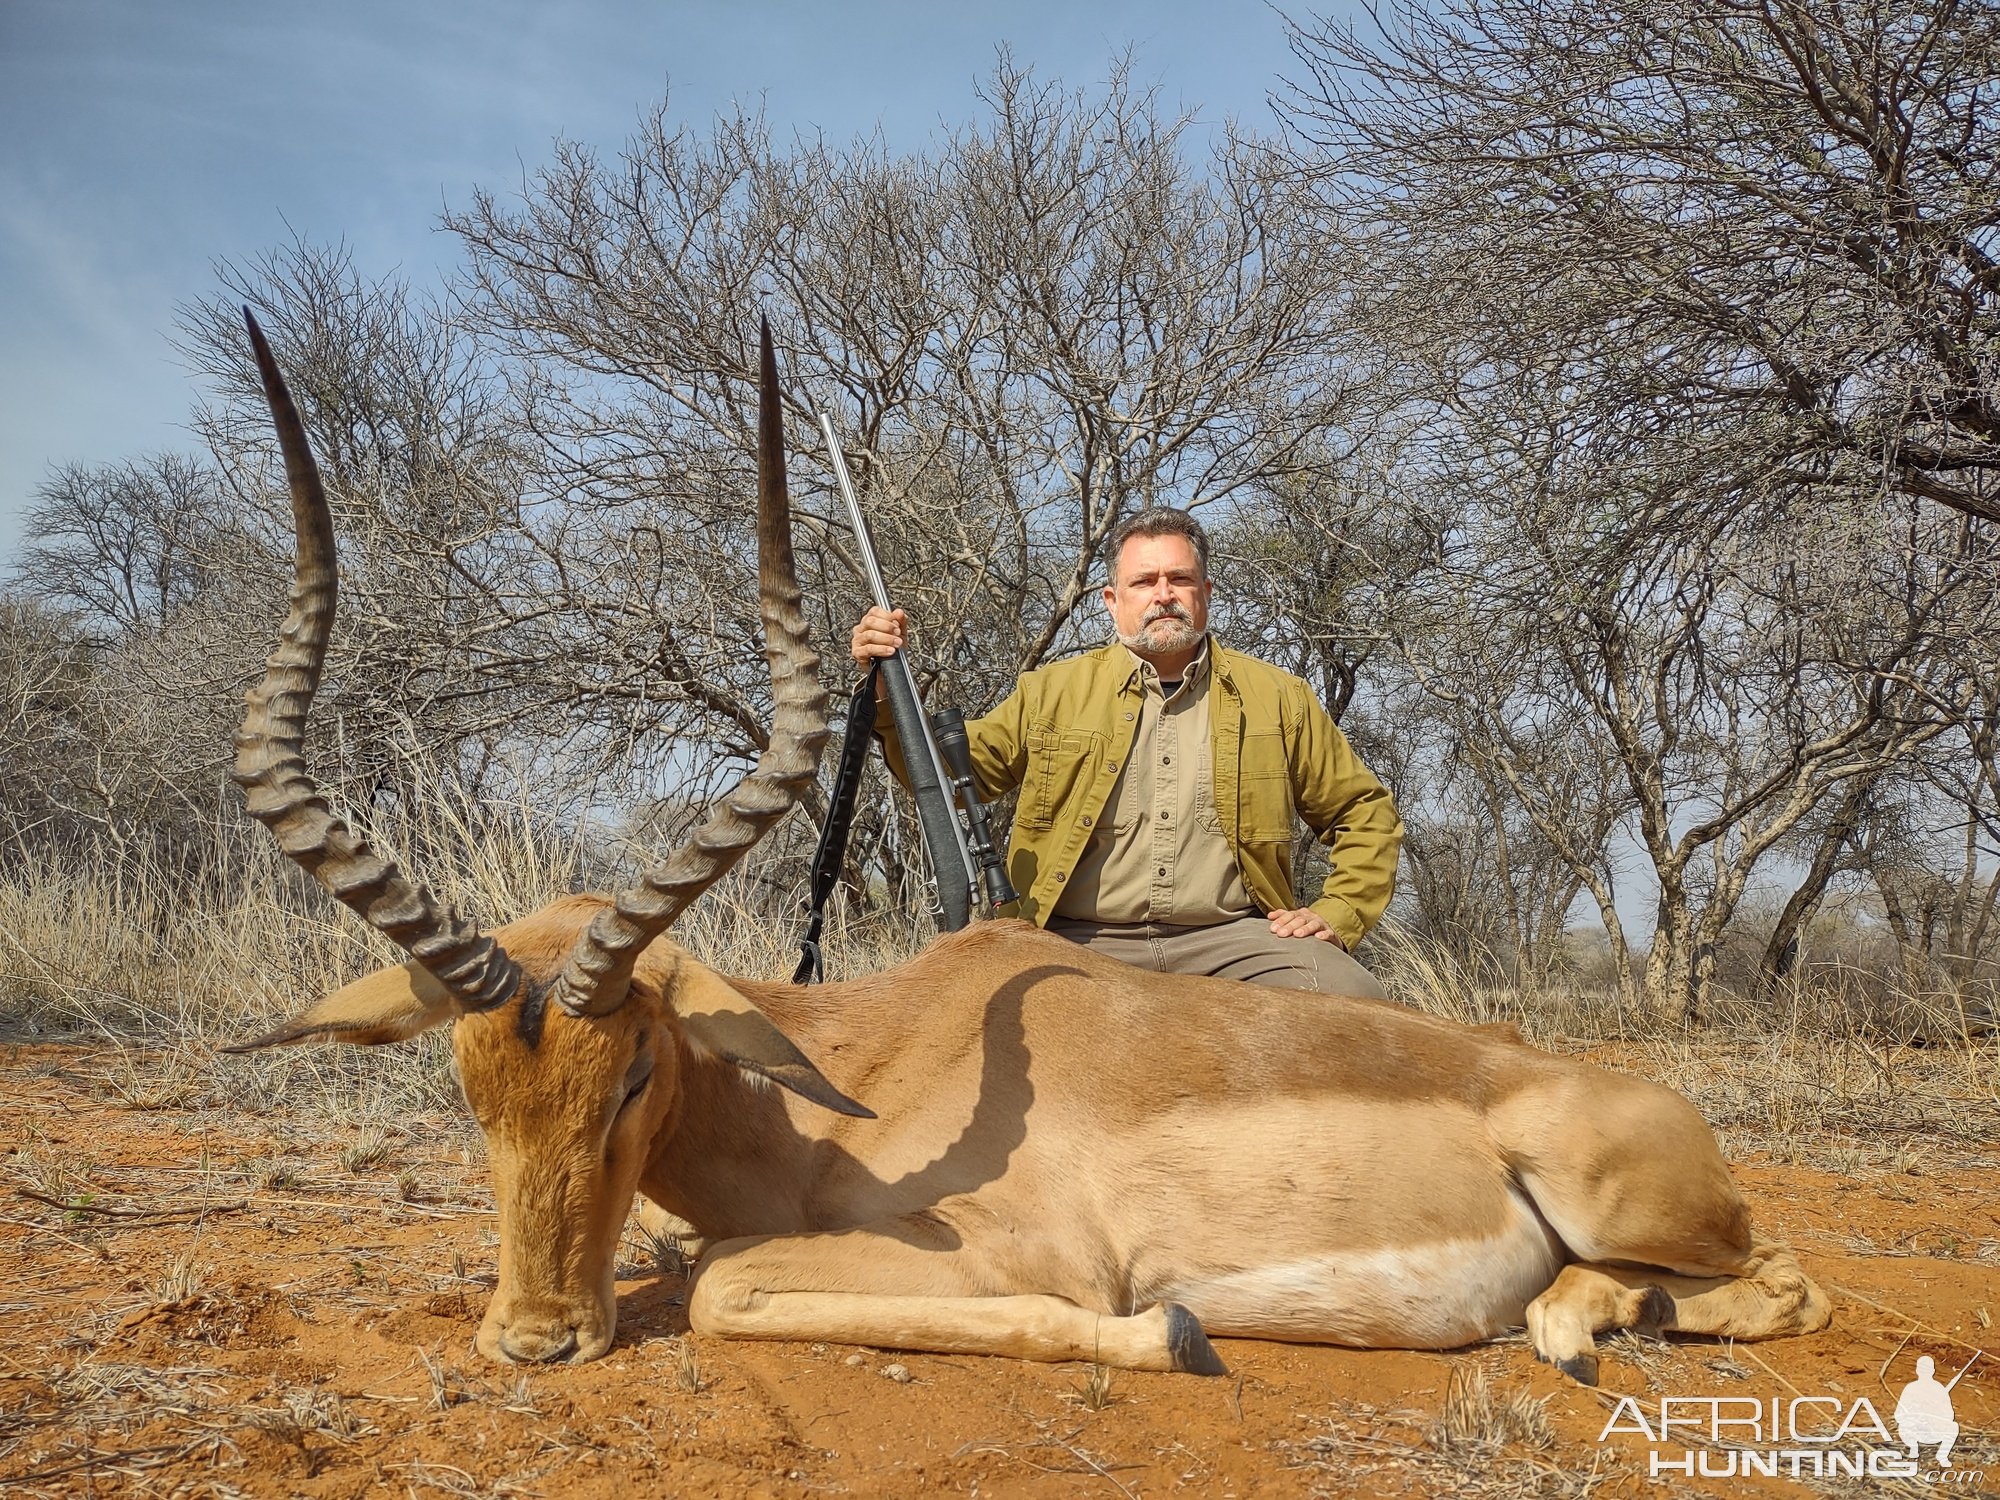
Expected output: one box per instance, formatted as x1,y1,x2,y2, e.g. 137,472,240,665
1237,729,1293,843
1023,727,1098,830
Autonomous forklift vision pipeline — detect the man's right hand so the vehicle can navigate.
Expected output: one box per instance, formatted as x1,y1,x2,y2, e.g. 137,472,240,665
851,606,907,667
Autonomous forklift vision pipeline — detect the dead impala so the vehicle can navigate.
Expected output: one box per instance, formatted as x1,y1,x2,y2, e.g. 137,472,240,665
227,312,1830,1383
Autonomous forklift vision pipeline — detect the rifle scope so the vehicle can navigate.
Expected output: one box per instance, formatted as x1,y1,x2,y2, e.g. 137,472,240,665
931,707,1018,912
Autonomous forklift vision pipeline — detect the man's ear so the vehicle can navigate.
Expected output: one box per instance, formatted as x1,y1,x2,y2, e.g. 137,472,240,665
221,961,458,1051
664,958,873,1119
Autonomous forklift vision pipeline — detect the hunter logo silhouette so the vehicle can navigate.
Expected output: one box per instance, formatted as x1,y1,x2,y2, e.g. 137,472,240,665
1895,1353,1978,1466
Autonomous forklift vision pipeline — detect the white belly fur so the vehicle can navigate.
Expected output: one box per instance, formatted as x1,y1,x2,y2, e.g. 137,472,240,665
1156,1189,1563,1348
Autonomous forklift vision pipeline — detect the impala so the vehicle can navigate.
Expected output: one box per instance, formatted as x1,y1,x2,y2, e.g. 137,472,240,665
227,312,1830,1383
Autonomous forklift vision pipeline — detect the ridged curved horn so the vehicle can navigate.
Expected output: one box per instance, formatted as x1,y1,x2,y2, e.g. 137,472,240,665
232,309,521,1013
550,319,830,1017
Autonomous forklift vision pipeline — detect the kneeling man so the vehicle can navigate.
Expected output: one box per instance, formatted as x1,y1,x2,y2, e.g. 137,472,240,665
852,508,1401,997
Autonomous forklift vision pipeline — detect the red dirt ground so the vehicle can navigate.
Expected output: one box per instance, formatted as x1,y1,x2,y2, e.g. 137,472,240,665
0,1043,1992,1499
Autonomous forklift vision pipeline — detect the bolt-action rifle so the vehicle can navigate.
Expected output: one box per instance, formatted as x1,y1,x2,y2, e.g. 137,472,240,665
818,413,1016,932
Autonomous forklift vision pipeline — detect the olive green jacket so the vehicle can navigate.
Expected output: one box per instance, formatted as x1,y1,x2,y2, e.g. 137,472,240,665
878,639,1402,948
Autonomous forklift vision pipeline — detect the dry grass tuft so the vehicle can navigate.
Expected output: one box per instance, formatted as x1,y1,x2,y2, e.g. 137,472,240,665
670,1336,704,1394
338,1129,393,1175
1070,1361,1116,1412
417,1349,495,1412
631,1219,692,1279
150,1249,206,1308
242,1383,373,1475
1286,1387,1604,1500
1427,1366,1553,1459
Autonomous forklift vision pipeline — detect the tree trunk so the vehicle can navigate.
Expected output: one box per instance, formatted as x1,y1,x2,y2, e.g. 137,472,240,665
1757,790,1870,998
1645,904,1700,1023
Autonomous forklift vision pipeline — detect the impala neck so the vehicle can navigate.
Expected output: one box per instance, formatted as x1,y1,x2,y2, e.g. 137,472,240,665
637,990,852,1241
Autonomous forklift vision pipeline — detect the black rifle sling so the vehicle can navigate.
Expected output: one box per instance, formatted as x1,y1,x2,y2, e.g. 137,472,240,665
793,663,880,984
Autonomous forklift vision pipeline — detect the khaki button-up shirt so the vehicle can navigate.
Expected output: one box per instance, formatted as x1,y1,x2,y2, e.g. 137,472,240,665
1053,643,1254,923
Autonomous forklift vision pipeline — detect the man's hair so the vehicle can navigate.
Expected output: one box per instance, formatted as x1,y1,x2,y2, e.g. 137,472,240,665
1104,507,1210,581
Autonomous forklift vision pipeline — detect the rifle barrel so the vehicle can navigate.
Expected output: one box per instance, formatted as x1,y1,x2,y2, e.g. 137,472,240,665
819,412,980,928
1944,1351,1981,1391
819,415,895,612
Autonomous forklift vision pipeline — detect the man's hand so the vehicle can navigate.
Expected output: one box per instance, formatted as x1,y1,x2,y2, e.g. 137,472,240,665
1268,908,1346,949
851,606,906,667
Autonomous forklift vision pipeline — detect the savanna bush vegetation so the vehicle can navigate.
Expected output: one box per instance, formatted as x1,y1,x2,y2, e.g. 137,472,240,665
4,0,1997,1039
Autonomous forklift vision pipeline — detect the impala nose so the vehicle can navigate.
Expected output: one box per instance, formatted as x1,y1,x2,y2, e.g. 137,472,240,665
497,1326,579,1364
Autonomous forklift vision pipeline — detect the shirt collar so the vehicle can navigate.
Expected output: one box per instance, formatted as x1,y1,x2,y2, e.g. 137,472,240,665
1118,636,1211,698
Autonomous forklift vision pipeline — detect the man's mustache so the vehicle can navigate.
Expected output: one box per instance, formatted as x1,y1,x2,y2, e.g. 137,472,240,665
1142,603,1192,626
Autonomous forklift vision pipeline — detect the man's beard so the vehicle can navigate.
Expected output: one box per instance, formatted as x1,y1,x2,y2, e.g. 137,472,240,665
1118,603,1201,655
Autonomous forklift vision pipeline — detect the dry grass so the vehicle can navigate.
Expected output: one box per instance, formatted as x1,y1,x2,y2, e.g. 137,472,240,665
338,1128,393,1175
3,816,1994,1186
669,1336,705,1394
1283,1382,1605,1500
1427,1365,1554,1458
1070,1361,1116,1412
0,800,923,1127
149,1249,206,1308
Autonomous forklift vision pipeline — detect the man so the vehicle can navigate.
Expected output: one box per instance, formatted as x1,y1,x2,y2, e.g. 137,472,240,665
851,507,1401,997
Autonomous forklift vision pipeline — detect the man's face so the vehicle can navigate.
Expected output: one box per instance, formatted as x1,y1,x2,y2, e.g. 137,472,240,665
1104,533,1211,657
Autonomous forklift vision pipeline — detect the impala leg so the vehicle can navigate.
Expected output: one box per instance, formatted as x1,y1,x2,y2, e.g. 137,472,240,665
1524,1264,1676,1385
687,1223,1226,1374
1526,1247,1831,1386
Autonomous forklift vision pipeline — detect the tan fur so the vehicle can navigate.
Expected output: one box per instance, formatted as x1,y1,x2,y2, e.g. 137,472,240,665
242,900,1830,1379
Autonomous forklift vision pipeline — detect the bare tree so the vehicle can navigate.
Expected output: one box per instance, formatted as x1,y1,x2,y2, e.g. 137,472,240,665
1269,0,2000,1013
1280,0,2000,538
18,455,233,636
441,56,1358,905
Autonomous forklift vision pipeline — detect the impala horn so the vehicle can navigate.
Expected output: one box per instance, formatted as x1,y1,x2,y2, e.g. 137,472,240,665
232,309,521,1012
548,319,830,1017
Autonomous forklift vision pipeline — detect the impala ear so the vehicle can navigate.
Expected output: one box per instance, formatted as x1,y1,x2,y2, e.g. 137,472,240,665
664,959,873,1119
222,961,459,1051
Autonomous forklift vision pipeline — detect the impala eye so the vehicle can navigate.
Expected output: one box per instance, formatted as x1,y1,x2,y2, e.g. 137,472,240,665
617,1035,654,1114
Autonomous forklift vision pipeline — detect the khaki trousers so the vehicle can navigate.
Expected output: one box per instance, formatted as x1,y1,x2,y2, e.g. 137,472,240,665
1045,915,1390,999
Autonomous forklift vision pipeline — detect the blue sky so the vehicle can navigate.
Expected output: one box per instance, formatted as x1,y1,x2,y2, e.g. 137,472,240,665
0,0,1333,563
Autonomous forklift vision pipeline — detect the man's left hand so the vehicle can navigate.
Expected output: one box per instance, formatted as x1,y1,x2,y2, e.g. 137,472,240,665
1268,908,1346,949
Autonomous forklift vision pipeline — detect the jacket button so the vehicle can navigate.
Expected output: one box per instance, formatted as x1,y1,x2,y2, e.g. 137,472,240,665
1124,712,1134,721
1081,815,1092,827
1055,872,1066,882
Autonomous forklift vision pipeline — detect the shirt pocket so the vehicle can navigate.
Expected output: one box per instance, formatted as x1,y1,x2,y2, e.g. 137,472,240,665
1194,738,1223,834
1023,727,1100,830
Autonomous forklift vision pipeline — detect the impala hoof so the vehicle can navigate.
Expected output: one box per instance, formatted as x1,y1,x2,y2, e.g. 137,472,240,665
1164,1303,1228,1376
497,1327,580,1364
1555,1352,1599,1386
1633,1284,1675,1338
